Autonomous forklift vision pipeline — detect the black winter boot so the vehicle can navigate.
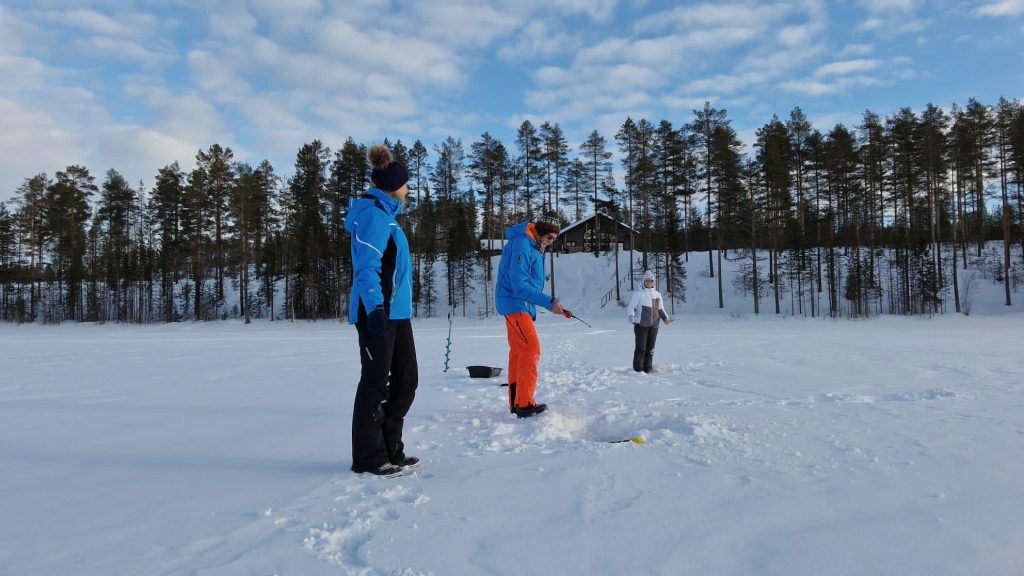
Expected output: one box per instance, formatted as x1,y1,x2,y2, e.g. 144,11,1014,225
354,462,403,478
514,403,548,418
392,456,421,469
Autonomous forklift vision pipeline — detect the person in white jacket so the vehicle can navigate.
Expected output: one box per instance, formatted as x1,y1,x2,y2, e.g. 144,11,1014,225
627,270,672,373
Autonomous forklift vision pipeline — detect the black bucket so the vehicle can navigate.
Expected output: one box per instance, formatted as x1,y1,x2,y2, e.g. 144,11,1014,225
466,365,503,378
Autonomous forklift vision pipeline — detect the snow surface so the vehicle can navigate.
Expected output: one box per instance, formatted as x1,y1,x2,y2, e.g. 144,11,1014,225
2,251,1023,575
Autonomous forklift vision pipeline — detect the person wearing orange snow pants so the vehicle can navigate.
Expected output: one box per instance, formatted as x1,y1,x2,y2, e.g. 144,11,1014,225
494,215,565,418
504,311,542,414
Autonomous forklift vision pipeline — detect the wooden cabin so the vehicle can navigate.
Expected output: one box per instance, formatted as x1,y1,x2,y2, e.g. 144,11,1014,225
554,213,638,254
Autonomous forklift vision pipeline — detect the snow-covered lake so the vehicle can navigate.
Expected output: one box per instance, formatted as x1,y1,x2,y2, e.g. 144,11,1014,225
2,312,1022,575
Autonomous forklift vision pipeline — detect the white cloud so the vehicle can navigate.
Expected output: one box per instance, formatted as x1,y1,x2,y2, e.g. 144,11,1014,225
858,0,917,13
311,21,465,89
93,126,204,184
122,79,229,145
405,1,522,47
858,15,929,35
662,95,716,112
0,5,39,53
778,23,816,46
187,49,253,99
548,0,619,22
975,0,1024,16
75,36,175,67
737,43,825,76
0,76,205,197
636,3,790,33
0,97,82,193
814,59,879,77
779,75,882,96
497,19,581,62
853,0,930,36
208,8,259,41
38,9,142,38
0,54,54,92
685,72,768,95
838,43,875,57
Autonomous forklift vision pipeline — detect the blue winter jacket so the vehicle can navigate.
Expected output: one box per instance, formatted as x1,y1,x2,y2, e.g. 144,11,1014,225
344,188,412,323
495,222,554,319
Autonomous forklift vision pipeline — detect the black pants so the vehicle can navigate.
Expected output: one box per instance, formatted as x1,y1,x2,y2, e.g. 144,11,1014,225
633,324,659,373
351,318,418,472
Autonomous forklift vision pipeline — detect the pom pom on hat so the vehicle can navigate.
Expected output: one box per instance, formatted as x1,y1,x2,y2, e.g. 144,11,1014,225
368,144,409,193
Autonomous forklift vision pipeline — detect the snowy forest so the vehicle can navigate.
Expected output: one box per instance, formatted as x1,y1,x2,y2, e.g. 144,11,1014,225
1,98,1022,324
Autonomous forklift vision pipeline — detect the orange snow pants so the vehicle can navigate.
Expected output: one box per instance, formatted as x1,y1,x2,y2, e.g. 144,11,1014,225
504,312,542,410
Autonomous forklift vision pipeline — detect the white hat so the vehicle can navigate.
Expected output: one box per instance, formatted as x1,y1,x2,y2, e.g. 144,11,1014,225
643,270,655,283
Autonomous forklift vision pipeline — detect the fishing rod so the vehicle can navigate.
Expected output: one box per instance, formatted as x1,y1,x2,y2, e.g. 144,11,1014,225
561,309,591,328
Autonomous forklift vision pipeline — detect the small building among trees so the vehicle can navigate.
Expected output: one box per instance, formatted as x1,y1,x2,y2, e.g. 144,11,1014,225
554,212,638,254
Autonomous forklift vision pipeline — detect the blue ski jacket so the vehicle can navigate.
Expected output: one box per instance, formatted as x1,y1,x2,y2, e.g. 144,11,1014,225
344,188,412,323
495,221,554,319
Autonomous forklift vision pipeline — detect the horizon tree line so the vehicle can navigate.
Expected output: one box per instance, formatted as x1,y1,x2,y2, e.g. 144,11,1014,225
0,97,1022,324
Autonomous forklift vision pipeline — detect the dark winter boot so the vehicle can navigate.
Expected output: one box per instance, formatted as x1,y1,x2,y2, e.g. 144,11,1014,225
514,403,548,418
392,456,421,469
508,382,517,413
354,462,403,478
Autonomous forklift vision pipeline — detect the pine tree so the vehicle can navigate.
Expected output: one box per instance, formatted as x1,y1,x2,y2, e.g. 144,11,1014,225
13,174,48,321
45,166,96,322
654,120,689,309
858,110,888,315
823,125,860,317
151,162,185,321
920,104,951,313
540,122,570,215
710,122,745,310
252,160,281,320
287,141,331,320
0,203,16,321
408,140,430,317
469,132,508,315
755,116,792,314
565,158,587,221
181,164,211,320
431,136,467,312
96,169,138,321
580,130,612,256
1010,101,1024,269
231,164,258,323
690,102,729,279
994,97,1018,306
516,121,544,217
329,138,367,319
616,117,639,243
963,99,995,256
788,107,814,315
195,144,235,309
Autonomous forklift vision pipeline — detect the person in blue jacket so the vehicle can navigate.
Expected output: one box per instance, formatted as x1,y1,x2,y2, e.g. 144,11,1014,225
343,144,419,478
495,214,567,418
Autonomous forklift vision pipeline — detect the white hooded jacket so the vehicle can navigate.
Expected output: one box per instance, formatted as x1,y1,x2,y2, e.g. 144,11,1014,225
627,272,671,328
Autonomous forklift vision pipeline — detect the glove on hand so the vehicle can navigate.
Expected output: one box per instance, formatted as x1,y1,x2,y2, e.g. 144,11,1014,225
562,309,573,319
367,306,389,337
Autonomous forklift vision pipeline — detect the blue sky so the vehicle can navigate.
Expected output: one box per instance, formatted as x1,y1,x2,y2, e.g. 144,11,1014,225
2,0,1023,197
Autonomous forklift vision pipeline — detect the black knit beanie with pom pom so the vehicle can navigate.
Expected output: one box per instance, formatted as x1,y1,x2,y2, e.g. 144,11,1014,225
368,144,409,193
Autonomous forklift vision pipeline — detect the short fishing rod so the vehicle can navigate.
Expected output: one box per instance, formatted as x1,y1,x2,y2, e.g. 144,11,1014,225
561,309,591,328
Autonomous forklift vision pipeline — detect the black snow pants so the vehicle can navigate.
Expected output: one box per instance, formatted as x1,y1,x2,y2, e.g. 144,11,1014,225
351,318,418,472
633,324,659,373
